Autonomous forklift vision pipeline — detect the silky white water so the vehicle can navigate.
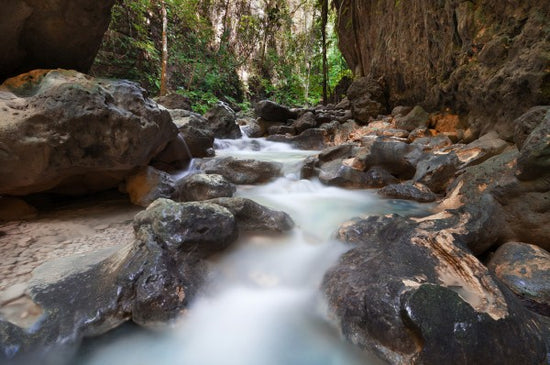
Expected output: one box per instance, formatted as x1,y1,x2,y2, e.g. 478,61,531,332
78,138,432,365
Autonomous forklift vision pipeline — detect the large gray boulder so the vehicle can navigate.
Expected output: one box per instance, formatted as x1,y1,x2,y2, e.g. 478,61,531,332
254,100,297,123
196,156,282,185
175,173,235,202
0,69,178,196
323,214,549,364
204,101,242,139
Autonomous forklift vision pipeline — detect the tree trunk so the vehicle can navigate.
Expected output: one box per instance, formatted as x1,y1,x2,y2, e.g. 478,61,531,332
321,0,328,104
159,0,168,96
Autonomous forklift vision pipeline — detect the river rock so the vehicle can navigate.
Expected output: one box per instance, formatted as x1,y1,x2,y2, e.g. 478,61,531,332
0,0,115,82
318,143,356,164
394,105,430,131
175,173,235,202
318,160,397,189
411,134,453,151
514,106,550,150
323,214,549,364
150,133,192,171
170,109,215,158
267,128,328,150
292,111,317,133
413,152,459,193
0,69,177,196
124,166,175,207
346,77,386,123
196,156,282,185
254,100,298,123
204,101,242,139
378,182,437,202
238,117,265,138
516,108,550,180
134,198,238,257
488,242,550,316
267,125,296,136
452,131,509,169
155,94,191,110
208,197,294,233
351,137,424,179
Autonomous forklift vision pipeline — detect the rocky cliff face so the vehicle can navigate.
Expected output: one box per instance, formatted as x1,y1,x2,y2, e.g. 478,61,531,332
0,0,115,83
333,0,550,139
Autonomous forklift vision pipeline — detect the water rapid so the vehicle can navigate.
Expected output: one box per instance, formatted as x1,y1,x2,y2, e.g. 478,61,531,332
78,138,433,365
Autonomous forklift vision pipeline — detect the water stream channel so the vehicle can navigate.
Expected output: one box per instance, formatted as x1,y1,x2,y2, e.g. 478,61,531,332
77,137,433,365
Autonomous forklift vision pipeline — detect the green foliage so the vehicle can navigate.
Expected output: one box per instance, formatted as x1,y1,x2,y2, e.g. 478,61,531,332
92,0,352,110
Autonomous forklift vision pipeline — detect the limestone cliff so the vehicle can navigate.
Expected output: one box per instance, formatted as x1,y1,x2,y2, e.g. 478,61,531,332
333,0,550,139
0,0,115,83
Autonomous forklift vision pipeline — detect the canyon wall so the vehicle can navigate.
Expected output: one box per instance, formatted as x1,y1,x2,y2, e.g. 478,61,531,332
0,0,115,83
333,0,550,139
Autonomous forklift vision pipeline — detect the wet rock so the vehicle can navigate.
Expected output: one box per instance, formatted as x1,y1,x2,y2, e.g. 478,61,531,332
352,137,424,179
413,152,459,193
133,198,238,257
0,69,177,196
292,111,317,133
155,94,191,110
513,106,550,150
318,160,397,189
254,100,298,123
516,108,550,180
0,0,115,82
300,155,319,180
0,197,37,221
378,182,437,202
124,166,175,207
175,173,235,202
488,242,550,316
238,117,265,138
346,77,387,123
394,105,430,132
150,133,192,171
318,143,356,164
204,101,241,139
196,156,282,184
323,214,549,365
268,128,328,150
170,110,215,158
267,125,296,136
208,197,294,233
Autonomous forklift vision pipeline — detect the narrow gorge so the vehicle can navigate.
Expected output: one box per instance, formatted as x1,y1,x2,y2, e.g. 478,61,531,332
0,1,549,364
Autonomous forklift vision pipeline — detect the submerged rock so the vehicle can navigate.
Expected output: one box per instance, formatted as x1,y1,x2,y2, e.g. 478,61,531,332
196,156,282,185
488,242,550,316
0,69,178,196
208,197,295,233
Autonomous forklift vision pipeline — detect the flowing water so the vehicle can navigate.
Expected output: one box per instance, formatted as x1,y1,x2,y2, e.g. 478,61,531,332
77,137,433,365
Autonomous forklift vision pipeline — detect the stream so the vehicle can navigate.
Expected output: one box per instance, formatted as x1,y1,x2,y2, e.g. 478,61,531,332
77,137,433,365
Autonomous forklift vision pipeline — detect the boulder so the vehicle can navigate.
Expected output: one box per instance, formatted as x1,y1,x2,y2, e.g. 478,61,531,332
394,105,430,132
516,108,550,180
346,77,386,123
150,133,192,171
318,160,397,189
488,242,550,316
204,101,242,139
323,214,549,364
124,166,175,207
0,69,177,196
351,137,424,179
254,100,298,123
170,109,214,158
0,0,115,82
413,152,460,193
378,182,437,202
238,117,265,138
514,106,550,150
267,128,329,150
196,156,282,185
292,111,317,133
267,125,296,136
133,198,238,257
318,144,356,164
175,173,235,202
208,197,295,233
410,134,453,151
